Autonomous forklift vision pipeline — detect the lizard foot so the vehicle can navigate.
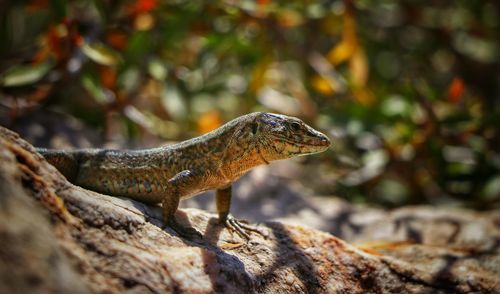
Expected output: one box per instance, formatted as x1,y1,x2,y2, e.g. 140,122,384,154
165,218,203,240
222,214,264,240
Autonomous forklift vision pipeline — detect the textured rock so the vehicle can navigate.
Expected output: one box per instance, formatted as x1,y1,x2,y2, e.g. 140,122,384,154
1,126,499,293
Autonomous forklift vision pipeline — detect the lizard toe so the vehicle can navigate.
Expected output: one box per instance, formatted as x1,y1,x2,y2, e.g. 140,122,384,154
223,214,264,240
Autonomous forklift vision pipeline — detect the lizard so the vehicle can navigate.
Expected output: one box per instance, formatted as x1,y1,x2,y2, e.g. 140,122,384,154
37,112,331,239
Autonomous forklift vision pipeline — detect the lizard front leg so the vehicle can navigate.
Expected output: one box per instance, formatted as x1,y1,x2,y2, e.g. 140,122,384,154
216,185,263,239
162,170,203,239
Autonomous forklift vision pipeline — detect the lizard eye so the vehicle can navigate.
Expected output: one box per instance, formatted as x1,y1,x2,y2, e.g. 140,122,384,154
290,122,301,131
251,122,258,135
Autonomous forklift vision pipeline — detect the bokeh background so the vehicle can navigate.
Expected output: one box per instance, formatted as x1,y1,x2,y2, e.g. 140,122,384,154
1,0,499,209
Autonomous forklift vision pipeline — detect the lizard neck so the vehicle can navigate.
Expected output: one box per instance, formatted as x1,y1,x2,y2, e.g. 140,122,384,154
220,146,268,181
257,144,270,165
218,126,269,181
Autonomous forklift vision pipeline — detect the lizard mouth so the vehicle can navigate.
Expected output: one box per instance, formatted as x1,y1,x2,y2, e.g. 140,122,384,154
280,134,331,149
269,135,330,157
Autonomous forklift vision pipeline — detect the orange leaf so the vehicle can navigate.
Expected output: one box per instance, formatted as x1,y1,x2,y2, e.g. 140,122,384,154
130,0,157,15
353,88,375,106
277,10,303,28
249,58,272,93
327,41,353,65
197,110,222,134
447,77,465,103
107,31,127,50
342,11,358,47
311,75,335,95
46,24,68,61
72,33,84,47
32,46,50,64
134,13,155,31
349,49,369,87
326,10,358,66
355,240,414,255
100,66,116,89
26,0,48,11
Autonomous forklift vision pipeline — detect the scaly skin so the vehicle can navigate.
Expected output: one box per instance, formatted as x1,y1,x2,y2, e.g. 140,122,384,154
37,112,331,239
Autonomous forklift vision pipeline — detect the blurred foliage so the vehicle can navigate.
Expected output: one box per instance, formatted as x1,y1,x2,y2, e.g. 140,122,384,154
1,0,499,208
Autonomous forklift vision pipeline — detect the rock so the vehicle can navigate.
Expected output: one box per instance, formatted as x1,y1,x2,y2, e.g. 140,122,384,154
0,126,498,293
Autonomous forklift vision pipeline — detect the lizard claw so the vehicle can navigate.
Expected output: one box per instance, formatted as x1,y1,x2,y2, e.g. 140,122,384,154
237,218,250,224
222,214,264,240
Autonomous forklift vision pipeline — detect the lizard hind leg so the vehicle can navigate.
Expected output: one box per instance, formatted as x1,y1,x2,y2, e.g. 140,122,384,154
216,186,265,240
162,170,203,239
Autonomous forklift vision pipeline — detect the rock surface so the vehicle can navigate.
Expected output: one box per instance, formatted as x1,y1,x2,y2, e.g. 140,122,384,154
0,126,499,293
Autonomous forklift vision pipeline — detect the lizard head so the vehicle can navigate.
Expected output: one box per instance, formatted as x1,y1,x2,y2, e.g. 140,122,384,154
249,112,331,162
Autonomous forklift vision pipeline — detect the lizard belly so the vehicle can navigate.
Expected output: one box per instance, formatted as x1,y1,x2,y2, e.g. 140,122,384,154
177,175,224,200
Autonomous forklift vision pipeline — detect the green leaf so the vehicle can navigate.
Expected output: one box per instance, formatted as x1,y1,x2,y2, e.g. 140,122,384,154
148,59,168,81
0,59,54,87
482,175,500,201
81,74,111,104
82,42,122,66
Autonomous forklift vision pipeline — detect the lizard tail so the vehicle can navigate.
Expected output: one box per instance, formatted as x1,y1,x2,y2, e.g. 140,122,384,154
36,148,81,181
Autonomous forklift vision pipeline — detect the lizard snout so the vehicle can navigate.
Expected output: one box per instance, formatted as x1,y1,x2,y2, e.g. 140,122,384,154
312,133,331,151
318,134,331,148
306,128,331,149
